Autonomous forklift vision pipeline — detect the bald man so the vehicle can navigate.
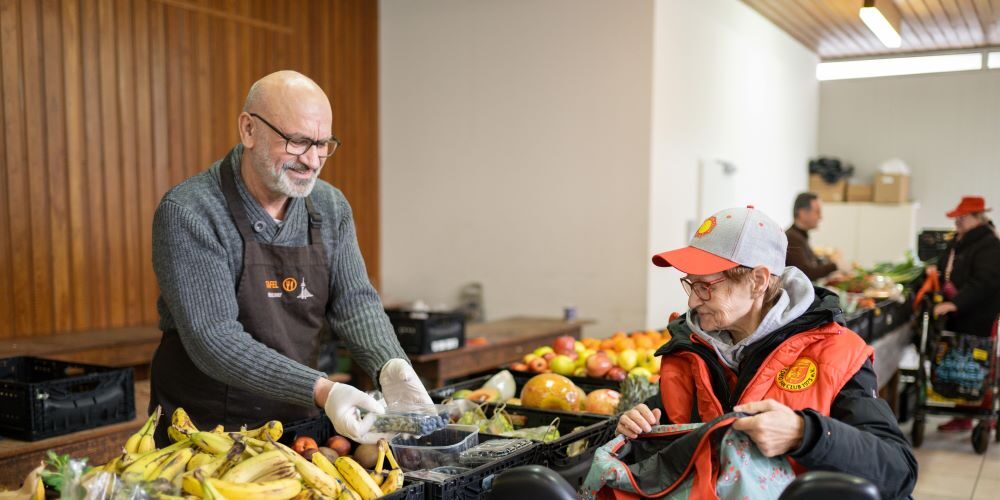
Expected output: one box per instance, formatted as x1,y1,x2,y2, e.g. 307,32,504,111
149,71,429,445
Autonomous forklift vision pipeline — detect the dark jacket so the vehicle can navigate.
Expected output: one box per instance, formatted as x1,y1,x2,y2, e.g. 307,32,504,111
785,225,837,281
943,224,1000,336
648,288,917,499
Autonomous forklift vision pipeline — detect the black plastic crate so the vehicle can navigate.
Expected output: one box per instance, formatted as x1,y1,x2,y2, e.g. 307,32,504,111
279,414,425,500
871,297,913,341
0,357,135,441
279,412,333,446
429,372,618,403
409,434,539,500
477,404,614,489
845,309,872,342
386,308,466,355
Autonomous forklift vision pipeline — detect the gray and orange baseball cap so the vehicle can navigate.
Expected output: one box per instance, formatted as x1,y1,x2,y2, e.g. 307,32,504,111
652,205,787,275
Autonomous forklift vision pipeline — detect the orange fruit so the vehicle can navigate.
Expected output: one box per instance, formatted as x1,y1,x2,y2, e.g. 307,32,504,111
635,336,654,350
612,331,627,340
613,338,635,353
600,339,616,351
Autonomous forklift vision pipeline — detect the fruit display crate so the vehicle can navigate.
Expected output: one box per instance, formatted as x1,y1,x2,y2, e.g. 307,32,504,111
477,404,614,488
845,309,872,342
507,369,622,390
428,372,616,403
871,295,914,341
0,356,135,441
409,434,541,500
279,413,425,500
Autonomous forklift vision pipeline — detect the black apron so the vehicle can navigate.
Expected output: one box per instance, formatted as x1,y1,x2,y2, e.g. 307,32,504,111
149,152,329,444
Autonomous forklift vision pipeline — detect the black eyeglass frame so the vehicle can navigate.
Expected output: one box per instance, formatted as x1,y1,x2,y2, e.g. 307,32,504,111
249,112,341,158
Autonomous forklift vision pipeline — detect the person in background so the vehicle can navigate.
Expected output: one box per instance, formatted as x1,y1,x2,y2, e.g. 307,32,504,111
785,192,839,281
933,196,1000,433
616,206,916,499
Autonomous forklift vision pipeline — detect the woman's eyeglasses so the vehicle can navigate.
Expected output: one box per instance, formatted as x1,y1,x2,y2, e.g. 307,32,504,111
679,276,727,301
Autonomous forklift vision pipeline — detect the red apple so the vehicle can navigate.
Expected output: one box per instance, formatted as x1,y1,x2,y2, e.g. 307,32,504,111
605,367,627,382
529,357,548,372
510,362,529,372
584,389,622,415
586,354,613,378
565,351,578,361
552,335,577,355
542,352,556,362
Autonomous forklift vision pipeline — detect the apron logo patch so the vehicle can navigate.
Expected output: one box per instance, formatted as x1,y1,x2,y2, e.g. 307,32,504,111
775,357,817,392
297,277,314,300
282,277,298,293
265,280,279,289
694,216,717,238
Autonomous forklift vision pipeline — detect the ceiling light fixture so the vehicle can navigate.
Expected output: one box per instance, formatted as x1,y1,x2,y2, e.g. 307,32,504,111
860,0,902,48
816,52,982,80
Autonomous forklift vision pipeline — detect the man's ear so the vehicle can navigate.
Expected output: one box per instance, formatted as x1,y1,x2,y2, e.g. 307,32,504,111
238,112,255,148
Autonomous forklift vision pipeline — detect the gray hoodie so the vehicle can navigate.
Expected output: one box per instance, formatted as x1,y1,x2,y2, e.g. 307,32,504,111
687,267,815,369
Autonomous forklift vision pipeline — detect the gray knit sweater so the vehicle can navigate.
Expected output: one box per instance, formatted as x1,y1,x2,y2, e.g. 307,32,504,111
152,144,406,408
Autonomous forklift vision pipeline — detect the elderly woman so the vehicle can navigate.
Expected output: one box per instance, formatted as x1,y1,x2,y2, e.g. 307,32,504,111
932,196,1000,433
617,206,916,499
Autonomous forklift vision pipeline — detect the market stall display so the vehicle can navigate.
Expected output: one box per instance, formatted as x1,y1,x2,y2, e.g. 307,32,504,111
507,330,669,384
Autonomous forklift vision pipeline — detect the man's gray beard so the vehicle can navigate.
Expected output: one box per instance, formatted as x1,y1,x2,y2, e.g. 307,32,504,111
255,158,318,198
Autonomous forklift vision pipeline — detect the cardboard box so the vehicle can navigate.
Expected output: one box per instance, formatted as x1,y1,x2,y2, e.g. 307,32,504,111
809,174,847,202
847,183,873,202
873,174,909,203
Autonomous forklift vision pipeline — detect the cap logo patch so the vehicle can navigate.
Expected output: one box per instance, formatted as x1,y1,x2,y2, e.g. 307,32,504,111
694,216,717,238
775,357,817,391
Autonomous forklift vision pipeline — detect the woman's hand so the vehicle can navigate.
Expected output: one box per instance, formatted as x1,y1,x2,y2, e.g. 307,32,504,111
933,301,957,317
616,404,661,439
732,399,805,457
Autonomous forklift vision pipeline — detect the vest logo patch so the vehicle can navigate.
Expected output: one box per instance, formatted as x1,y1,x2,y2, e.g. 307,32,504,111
282,277,298,293
775,357,817,392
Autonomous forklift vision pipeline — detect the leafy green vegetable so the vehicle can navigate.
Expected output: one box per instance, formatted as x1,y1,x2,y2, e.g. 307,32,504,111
38,450,84,492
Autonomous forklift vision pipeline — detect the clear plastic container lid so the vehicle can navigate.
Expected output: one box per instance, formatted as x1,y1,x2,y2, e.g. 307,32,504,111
459,438,534,466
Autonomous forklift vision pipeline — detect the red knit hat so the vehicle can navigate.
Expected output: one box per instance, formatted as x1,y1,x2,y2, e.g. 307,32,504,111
946,196,992,218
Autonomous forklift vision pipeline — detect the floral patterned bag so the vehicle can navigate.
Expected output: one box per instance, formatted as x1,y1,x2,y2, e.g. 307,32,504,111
581,413,794,499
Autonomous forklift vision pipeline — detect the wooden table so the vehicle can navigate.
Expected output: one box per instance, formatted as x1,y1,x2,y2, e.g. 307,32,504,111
352,317,589,390
0,381,149,489
0,326,162,379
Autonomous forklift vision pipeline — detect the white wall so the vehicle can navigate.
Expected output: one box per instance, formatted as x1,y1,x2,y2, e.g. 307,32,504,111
379,0,654,335
645,0,820,327
819,70,1000,230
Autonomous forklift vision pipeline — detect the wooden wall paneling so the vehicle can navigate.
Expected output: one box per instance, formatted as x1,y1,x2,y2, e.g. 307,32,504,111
1,0,36,337
0,0,12,337
81,0,109,329
21,0,55,336
98,0,126,328
116,0,142,325
61,0,90,331
41,0,72,333
194,7,212,169
132,0,157,324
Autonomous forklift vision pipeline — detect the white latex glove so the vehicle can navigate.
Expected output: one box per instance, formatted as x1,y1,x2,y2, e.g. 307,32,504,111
378,358,433,406
324,382,384,443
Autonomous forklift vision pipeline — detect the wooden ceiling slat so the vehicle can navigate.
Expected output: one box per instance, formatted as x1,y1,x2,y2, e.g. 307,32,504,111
921,0,966,45
897,0,942,50
769,0,860,56
973,0,1000,44
743,0,824,53
953,0,987,44
801,0,878,56
935,0,978,45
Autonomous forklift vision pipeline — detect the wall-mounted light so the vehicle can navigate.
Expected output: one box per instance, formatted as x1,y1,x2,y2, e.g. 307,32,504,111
860,0,902,48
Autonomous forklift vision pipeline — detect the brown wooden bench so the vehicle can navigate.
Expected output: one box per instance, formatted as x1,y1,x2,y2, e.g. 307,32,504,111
0,326,163,380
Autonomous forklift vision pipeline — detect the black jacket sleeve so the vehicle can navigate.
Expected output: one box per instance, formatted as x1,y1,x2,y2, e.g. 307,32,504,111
790,360,917,499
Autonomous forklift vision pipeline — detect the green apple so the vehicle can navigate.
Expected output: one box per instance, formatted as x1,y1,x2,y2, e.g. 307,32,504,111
550,355,576,376
573,367,587,377
629,367,652,380
533,346,555,357
574,341,587,354
618,349,638,371
452,389,473,399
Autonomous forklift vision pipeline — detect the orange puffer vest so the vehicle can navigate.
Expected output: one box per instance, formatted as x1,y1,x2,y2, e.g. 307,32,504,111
659,322,873,424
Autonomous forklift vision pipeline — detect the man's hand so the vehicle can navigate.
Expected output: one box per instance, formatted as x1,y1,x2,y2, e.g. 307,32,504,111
322,382,384,443
933,301,957,317
732,399,805,457
379,359,433,406
616,404,662,439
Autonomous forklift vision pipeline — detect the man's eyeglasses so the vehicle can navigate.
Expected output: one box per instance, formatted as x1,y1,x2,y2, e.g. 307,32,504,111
680,276,727,301
250,112,340,159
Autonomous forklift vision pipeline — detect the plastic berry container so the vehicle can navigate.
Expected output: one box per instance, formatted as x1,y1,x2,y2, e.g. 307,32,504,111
390,424,480,471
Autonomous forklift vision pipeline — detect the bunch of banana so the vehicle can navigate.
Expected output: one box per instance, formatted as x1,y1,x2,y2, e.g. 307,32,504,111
334,440,403,500
120,438,192,482
168,407,200,443
124,405,162,455
271,439,343,497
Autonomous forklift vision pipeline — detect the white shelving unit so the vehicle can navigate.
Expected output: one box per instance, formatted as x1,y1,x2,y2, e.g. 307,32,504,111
809,202,919,268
